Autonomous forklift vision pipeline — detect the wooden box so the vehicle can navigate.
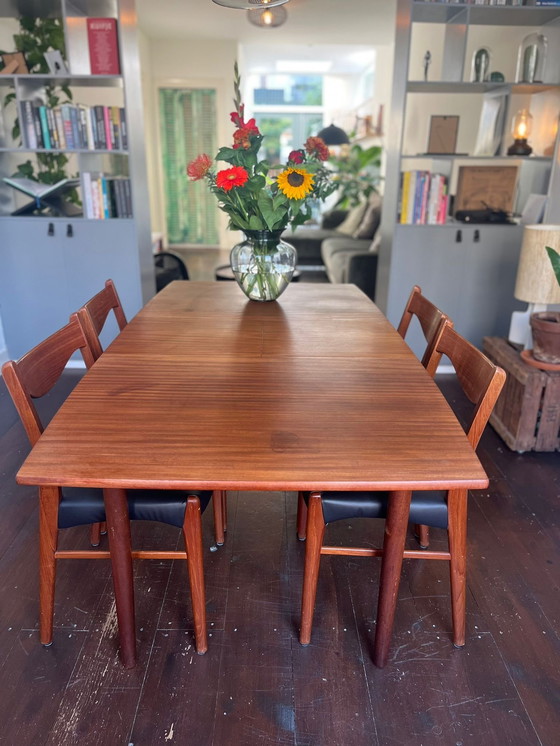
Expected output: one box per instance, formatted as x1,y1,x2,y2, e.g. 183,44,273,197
482,337,560,452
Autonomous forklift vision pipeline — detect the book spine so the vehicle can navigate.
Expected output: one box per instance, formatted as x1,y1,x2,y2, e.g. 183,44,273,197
82,106,95,149
38,107,52,149
46,107,59,149
111,106,121,149
407,171,417,225
103,106,113,150
81,171,95,219
100,175,110,218
87,18,120,75
93,106,106,148
400,172,410,224
53,107,67,149
119,107,127,149
32,106,44,148
61,105,74,149
122,178,132,217
114,177,125,217
20,101,37,149
69,107,81,150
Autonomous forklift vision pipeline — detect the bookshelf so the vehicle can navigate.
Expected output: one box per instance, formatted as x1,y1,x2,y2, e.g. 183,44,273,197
0,0,152,360
377,0,560,359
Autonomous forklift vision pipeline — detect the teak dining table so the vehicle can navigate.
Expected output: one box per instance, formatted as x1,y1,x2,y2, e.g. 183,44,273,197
17,282,488,669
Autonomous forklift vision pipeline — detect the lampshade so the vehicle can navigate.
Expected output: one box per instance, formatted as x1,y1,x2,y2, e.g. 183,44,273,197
213,0,288,9
514,225,560,304
317,123,350,146
247,5,287,26
511,108,533,140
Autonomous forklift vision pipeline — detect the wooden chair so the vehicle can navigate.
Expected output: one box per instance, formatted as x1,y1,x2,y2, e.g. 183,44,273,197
296,284,451,545
1,315,210,654
75,279,227,546
299,322,506,650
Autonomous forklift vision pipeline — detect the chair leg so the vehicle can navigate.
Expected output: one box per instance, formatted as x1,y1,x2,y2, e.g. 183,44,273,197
414,523,430,549
39,486,60,646
90,522,102,547
300,492,325,646
296,491,307,541
447,489,468,648
221,491,227,534
183,496,207,655
212,490,225,546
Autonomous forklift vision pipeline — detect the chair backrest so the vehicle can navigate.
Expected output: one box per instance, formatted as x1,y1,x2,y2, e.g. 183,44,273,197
154,251,189,292
426,322,506,449
76,279,127,361
397,285,451,369
1,315,96,446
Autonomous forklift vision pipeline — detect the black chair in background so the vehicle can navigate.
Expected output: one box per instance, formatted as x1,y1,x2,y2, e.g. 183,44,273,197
154,251,189,292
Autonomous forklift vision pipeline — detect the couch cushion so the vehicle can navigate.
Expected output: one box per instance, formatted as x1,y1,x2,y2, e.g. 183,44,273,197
282,227,344,265
321,237,372,283
335,202,369,236
353,193,382,239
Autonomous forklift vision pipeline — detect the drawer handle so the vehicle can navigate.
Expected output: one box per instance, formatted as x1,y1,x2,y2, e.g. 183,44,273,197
48,222,54,236
66,224,73,238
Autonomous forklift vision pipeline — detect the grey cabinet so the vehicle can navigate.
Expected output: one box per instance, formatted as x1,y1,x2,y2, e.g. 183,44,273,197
386,223,525,360
0,218,143,359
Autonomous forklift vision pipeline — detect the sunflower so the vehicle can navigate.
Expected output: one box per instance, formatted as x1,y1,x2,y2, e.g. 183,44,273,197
277,167,314,200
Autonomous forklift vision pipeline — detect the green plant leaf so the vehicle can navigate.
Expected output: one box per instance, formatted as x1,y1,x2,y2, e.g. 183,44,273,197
546,246,560,287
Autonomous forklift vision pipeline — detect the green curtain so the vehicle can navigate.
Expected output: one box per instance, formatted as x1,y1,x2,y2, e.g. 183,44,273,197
159,87,218,245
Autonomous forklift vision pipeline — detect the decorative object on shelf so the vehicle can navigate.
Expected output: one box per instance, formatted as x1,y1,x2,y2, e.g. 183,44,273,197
426,115,459,155
473,93,507,156
316,123,350,146
212,0,288,8
87,18,120,75
3,175,81,216
0,52,28,75
423,50,431,82
509,225,560,361
186,62,336,302
454,165,518,215
44,49,68,75
230,231,297,301
471,47,491,83
489,71,505,83
247,5,287,27
507,108,533,156
516,33,547,84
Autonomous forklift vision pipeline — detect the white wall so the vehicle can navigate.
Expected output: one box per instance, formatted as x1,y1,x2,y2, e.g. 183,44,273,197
139,37,237,248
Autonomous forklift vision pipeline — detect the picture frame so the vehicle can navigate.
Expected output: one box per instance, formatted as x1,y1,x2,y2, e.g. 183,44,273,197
0,51,28,75
427,115,459,155
454,165,519,214
44,50,68,75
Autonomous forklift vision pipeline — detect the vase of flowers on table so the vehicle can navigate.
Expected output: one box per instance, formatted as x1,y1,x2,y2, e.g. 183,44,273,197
187,63,336,302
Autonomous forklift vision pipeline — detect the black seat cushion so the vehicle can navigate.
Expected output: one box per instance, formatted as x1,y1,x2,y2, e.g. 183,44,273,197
58,487,212,530
313,490,449,530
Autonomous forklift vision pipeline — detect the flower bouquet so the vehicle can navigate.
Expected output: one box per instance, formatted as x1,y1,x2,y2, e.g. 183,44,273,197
187,63,337,301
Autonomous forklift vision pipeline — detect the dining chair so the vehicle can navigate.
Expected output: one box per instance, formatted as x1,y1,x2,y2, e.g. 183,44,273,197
296,284,451,546
299,321,506,650
75,279,227,546
1,315,210,654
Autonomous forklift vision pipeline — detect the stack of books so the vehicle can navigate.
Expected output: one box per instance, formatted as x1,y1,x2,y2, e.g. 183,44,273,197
399,171,449,225
81,172,132,219
19,101,128,151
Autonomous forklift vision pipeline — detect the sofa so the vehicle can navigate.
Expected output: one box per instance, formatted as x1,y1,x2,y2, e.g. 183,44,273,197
282,194,381,300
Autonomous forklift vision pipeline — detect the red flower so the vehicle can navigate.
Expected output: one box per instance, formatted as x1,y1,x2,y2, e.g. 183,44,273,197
186,153,212,181
288,149,305,164
304,136,329,161
216,166,249,191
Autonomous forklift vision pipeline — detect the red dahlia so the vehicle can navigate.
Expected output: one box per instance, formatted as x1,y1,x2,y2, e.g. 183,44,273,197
216,166,249,191
304,136,329,161
288,149,305,164
186,153,212,180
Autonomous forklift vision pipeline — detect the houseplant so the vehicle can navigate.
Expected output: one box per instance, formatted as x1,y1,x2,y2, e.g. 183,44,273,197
327,142,382,209
530,245,560,364
187,64,336,301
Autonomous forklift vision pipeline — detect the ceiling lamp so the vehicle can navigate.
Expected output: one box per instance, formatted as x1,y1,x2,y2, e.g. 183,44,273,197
247,5,287,27
317,124,350,146
212,0,288,9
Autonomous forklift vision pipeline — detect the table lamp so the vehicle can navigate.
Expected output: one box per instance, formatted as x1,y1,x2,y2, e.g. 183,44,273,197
508,224,560,347
507,108,533,156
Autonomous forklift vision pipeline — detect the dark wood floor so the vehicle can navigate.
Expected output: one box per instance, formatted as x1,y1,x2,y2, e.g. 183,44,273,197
1,367,558,745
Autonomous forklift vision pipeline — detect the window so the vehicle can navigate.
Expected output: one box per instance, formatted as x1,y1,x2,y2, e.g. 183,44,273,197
159,87,218,245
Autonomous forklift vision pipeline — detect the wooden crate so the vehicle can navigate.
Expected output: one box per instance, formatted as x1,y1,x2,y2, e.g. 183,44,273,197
482,337,560,452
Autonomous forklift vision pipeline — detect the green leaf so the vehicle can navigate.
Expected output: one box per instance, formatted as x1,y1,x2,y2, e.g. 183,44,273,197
546,246,560,286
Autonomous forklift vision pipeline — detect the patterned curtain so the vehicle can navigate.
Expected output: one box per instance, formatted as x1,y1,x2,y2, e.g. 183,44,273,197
158,87,218,245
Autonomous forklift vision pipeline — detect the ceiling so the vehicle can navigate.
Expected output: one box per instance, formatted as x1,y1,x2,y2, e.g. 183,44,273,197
136,0,397,74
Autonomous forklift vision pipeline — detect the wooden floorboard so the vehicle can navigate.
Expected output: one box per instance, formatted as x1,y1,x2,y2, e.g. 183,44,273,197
0,372,558,745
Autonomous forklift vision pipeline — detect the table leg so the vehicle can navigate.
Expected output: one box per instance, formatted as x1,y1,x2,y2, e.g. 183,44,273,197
373,489,412,668
103,488,136,668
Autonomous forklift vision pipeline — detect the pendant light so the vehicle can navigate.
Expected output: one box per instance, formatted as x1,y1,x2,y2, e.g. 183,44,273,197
212,0,288,9
247,5,287,27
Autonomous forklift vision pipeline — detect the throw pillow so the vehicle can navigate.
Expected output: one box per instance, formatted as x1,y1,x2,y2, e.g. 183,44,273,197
335,202,368,236
353,193,382,240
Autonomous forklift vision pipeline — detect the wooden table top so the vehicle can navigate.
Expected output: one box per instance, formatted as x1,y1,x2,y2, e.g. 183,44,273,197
17,282,488,492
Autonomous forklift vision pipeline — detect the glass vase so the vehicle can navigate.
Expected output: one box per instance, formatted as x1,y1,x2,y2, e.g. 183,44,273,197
229,230,297,302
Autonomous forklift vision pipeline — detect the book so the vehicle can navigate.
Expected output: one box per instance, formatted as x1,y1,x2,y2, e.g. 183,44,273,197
3,176,80,204
87,17,120,75
20,101,37,149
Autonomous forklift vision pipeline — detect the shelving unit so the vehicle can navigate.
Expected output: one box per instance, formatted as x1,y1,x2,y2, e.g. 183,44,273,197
377,0,560,359
0,0,152,360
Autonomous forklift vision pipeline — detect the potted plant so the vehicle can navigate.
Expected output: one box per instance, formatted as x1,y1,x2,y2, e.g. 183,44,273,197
530,246,560,364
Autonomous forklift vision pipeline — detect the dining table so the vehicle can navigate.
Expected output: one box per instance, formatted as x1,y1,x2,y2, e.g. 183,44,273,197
16,281,488,669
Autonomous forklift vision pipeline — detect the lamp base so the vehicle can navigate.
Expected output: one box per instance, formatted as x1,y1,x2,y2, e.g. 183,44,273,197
507,138,532,156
